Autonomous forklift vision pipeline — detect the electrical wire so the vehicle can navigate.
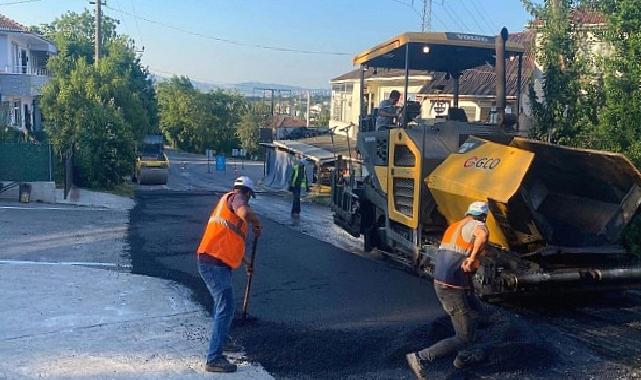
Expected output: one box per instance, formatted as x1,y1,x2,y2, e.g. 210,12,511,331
390,0,422,18
436,1,469,32
110,0,132,40
458,0,490,34
467,0,499,34
129,0,144,48
0,0,41,5
104,4,350,56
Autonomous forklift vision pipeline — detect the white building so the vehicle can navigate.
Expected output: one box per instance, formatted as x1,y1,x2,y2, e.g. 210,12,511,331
0,14,56,134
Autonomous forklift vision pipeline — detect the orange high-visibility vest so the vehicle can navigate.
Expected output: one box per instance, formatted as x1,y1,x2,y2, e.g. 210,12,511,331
433,219,485,288
197,192,248,268
439,219,477,255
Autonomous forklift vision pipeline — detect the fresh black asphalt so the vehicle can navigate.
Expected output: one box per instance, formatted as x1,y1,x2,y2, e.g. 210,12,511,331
128,191,625,379
129,191,449,378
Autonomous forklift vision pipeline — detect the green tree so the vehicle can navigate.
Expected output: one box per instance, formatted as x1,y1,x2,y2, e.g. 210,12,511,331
38,10,158,188
317,108,331,127
156,76,197,150
523,0,588,144
589,0,641,166
41,59,134,188
237,102,270,156
157,78,246,154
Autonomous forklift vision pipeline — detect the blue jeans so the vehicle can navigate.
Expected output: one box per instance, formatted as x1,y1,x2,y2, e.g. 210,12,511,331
198,255,234,362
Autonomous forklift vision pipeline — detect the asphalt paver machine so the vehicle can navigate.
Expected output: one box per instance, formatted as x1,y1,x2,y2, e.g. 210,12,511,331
331,29,641,298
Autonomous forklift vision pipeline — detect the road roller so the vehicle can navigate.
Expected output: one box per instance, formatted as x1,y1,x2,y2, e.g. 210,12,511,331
134,134,169,186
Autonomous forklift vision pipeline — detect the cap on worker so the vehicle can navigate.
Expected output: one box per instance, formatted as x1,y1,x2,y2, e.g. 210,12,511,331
233,176,255,198
466,201,489,216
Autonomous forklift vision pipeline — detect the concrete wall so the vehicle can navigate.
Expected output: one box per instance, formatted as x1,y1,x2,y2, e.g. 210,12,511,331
0,181,56,203
0,75,49,97
0,35,8,69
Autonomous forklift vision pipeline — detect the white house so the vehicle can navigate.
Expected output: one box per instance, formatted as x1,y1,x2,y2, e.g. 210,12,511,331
0,14,56,134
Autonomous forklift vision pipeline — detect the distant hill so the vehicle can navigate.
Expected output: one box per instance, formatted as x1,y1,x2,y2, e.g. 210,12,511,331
151,74,328,96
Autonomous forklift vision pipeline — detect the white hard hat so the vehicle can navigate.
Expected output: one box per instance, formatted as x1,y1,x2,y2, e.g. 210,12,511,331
466,201,489,216
233,176,255,196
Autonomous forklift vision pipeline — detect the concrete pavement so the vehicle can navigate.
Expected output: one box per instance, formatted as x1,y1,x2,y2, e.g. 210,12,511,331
0,198,272,379
0,263,271,380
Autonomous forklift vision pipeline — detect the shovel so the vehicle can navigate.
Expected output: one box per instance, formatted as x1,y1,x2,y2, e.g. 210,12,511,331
242,235,259,320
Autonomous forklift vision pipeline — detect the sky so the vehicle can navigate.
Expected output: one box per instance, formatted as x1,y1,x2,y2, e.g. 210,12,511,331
3,0,532,88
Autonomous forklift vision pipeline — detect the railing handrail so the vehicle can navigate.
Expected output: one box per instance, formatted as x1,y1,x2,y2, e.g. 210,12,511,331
0,65,50,76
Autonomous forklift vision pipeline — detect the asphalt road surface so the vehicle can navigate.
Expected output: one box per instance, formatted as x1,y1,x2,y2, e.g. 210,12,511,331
128,150,641,379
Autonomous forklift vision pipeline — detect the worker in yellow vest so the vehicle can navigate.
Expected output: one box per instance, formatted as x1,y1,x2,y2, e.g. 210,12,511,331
197,176,262,373
407,201,489,378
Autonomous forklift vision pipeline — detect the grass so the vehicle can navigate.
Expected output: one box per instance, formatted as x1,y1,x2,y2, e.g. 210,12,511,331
103,182,135,198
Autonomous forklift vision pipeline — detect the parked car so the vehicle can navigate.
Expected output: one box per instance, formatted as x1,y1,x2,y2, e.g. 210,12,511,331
286,127,317,139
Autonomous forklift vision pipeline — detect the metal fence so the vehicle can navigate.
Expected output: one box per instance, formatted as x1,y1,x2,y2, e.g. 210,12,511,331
0,143,53,181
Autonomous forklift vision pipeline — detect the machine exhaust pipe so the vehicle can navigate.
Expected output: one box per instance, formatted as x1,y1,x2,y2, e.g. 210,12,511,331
504,267,641,290
495,27,508,128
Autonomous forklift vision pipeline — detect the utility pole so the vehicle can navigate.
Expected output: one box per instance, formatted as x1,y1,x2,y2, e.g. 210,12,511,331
255,88,276,116
91,0,103,65
306,91,310,127
421,0,432,32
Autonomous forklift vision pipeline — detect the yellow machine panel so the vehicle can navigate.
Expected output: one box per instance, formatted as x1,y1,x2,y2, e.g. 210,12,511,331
387,128,422,229
374,166,388,194
427,139,535,250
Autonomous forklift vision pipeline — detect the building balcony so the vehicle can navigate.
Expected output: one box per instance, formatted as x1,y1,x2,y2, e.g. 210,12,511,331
0,66,51,97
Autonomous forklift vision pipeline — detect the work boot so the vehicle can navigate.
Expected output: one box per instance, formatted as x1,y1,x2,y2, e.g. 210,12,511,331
453,348,486,369
406,352,428,380
205,357,237,373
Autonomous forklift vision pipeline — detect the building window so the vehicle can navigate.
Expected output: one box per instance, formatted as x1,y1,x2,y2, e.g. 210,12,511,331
331,83,353,123
12,101,21,127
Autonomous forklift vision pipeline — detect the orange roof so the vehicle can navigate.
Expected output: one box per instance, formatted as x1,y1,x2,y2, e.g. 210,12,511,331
0,14,28,32
272,115,307,129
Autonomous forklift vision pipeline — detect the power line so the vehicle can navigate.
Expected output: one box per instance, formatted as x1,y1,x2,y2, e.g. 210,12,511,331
390,0,422,21
129,0,144,48
0,0,41,5
111,0,132,40
436,1,469,32
468,0,499,33
458,1,488,34
104,4,350,56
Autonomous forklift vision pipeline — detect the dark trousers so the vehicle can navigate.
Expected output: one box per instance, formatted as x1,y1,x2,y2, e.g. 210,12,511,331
291,187,301,215
418,284,478,361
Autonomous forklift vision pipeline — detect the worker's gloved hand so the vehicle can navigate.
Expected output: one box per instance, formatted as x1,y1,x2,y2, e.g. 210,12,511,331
245,265,253,276
253,224,262,238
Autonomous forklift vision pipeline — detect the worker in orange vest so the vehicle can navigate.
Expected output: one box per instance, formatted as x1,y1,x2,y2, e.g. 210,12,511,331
407,201,489,378
197,176,262,373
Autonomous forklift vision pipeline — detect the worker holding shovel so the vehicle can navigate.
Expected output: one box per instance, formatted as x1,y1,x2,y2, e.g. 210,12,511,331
196,176,262,373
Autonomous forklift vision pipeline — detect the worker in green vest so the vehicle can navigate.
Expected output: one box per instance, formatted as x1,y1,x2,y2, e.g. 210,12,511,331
289,154,309,216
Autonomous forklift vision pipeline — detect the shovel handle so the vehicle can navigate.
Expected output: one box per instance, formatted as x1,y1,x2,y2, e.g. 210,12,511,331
242,236,259,319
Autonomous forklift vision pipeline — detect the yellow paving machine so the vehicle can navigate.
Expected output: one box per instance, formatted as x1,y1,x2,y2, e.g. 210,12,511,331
331,29,641,298
134,134,169,185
